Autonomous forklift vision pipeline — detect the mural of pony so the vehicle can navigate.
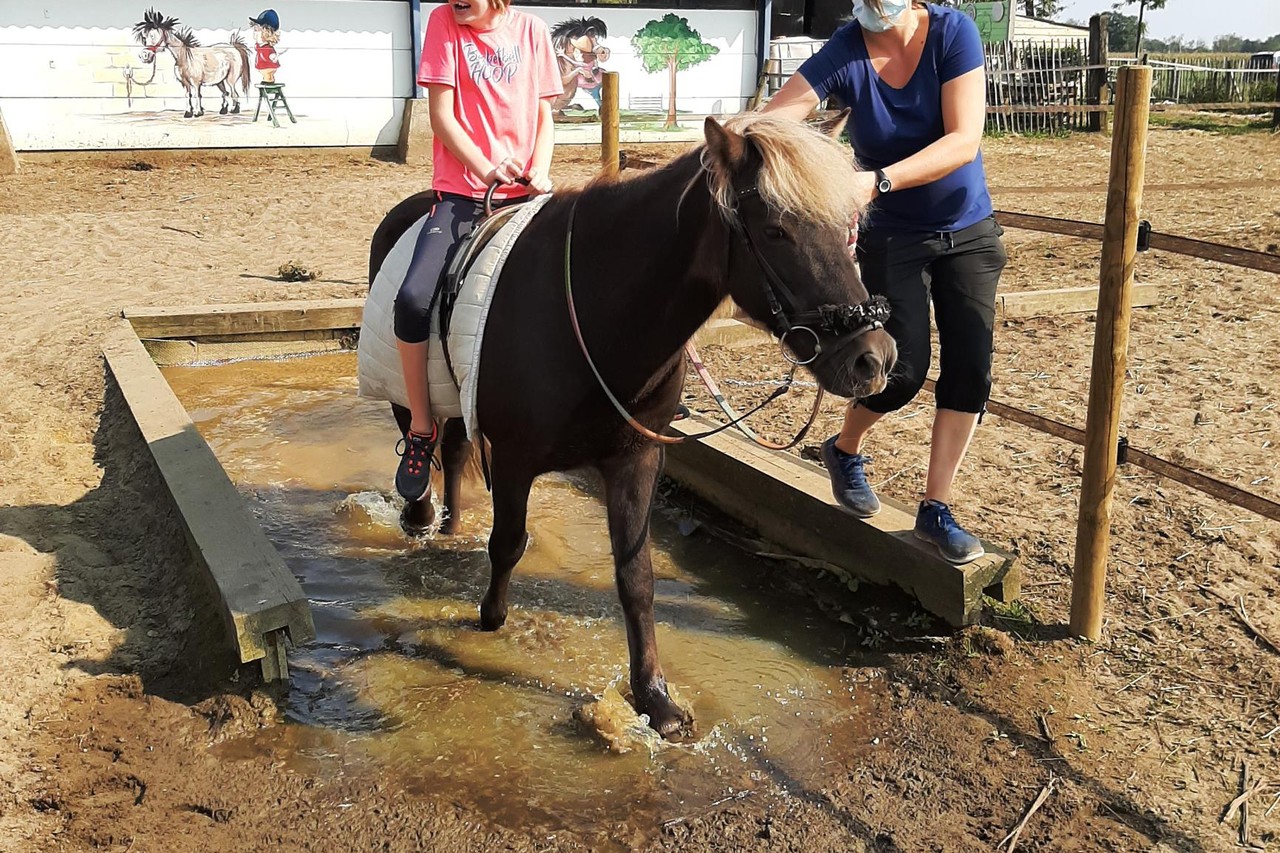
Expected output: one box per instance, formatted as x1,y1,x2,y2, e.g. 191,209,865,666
133,8,251,118
550,16,610,114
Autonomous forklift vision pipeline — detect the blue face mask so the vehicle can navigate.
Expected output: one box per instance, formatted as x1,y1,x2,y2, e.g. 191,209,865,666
853,0,911,32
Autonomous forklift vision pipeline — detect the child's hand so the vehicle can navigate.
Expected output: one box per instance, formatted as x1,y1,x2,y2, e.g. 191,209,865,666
524,167,553,195
485,156,522,186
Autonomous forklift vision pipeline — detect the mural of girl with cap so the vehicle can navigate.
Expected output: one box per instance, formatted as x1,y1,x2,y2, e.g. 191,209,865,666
250,8,281,83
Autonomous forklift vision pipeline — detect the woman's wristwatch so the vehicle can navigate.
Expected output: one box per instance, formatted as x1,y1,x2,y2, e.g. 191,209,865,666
874,169,893,195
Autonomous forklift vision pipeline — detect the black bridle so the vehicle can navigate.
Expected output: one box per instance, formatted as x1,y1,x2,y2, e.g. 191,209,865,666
726,185,890,366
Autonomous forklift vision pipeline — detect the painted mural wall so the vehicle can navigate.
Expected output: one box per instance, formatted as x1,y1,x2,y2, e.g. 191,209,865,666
0,0,414,150
422,5,758,143
0,1,756,150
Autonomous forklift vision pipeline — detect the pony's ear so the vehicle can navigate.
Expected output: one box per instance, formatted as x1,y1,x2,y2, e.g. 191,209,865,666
815,108,851,139
703,117,746,172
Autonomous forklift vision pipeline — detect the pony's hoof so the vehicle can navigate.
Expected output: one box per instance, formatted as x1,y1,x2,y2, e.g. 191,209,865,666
439,513,460,536
220,106,228,115
636,684,694,740
399,501,434,537
479,599,507,631
183,111,193,118
231,106,241,114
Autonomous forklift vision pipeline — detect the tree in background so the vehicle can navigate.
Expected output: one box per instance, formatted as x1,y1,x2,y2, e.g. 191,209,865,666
630,14,719,129
1107,12,1141,54
1021,0,1064,18
1112,0,1168,57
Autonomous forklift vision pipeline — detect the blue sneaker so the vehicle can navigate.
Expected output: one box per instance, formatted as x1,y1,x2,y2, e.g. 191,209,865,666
914,499,985,564
820,436,881,518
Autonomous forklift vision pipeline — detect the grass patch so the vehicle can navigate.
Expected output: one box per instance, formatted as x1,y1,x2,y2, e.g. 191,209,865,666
985,597,1041,639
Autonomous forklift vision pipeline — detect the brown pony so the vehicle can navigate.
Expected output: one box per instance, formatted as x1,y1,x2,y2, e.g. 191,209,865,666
368,115,896,737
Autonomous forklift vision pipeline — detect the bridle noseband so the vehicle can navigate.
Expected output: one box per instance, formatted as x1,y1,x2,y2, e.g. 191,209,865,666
725,185,890,367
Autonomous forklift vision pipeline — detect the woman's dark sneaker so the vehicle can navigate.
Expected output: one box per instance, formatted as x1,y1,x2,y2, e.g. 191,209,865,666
913,499,984,564
820,435,881,517
395,426,439,502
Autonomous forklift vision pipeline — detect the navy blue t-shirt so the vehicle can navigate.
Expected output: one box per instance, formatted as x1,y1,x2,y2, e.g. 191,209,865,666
798,4,992,234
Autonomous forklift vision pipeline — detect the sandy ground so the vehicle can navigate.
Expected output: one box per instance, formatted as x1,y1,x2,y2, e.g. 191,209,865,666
1,125,1278,851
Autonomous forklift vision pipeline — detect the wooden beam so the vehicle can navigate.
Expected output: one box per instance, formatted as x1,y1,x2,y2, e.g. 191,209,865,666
997,282,1163,318
664,416,1018,627
694,318,770,349
124,299,364,339
103,320,315,668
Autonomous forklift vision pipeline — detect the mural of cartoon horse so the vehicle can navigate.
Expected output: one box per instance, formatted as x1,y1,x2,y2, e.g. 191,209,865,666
550,17,610,114
133,8,251,118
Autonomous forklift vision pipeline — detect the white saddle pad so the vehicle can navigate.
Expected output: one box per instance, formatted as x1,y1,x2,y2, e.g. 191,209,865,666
357,194,552,440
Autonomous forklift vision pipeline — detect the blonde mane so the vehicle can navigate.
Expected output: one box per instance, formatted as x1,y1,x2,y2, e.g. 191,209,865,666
705,114,863,228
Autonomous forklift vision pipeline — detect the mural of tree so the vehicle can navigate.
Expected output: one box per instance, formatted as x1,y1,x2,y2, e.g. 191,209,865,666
630,14,719,129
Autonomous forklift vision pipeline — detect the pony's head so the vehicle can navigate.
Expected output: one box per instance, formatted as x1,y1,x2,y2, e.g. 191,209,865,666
700,114,896,399
133,8,174,59
132,8,197,58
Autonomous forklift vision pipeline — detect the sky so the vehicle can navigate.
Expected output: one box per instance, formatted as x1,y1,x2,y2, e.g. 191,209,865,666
1049,0,1280,44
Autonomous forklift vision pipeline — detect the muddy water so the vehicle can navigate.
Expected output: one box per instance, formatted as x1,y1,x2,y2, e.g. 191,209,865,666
164,352,883,846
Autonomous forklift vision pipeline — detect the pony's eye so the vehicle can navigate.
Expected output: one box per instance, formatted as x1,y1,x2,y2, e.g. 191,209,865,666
764,225,787,241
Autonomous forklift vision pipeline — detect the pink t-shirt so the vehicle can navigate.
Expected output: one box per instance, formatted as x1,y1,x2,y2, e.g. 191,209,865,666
418,5,561,199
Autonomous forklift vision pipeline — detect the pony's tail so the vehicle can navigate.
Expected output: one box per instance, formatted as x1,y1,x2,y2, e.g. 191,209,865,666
231,32,252,96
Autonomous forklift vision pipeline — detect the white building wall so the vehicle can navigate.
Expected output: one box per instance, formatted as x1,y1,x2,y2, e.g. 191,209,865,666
1009,14,1090,43
0,1,758,150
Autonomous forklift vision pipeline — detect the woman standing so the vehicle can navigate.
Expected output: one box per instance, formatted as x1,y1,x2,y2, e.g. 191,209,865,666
764,0,1006,564
392,0,562,503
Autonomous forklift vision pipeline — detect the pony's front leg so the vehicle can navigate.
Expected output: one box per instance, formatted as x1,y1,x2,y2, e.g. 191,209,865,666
480,452,533,630
194,86,205,117
184,88,194,118
438,417,471,535
601,446,691,739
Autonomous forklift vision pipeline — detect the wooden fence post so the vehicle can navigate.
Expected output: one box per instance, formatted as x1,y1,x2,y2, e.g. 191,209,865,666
1273,65,1279,131
1087,13,1110,133
1069,65,1152,641
601,71,620,177
0,106,17,176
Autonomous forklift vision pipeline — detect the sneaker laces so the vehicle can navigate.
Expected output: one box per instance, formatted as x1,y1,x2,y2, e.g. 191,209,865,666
928,500,959,533
837,451,872,488
396,429,441,476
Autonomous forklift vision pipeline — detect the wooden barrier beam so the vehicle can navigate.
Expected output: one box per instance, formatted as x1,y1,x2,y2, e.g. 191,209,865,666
125,298,364,339
996,211,1280,275
997,282,1163,317
103,321,315,671
996,211,1105,241
664,416,1019,627
1071,65,1152,642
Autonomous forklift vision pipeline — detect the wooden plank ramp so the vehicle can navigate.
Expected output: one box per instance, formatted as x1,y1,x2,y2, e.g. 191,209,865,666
102,320,315,680
125,298,364,339
664,416,1019,627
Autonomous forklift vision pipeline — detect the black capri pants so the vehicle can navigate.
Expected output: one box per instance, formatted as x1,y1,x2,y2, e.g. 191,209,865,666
855,215,1007,414
393,191,523,344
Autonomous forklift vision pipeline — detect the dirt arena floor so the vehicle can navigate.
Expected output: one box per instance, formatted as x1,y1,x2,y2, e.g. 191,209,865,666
1,121,1278,852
